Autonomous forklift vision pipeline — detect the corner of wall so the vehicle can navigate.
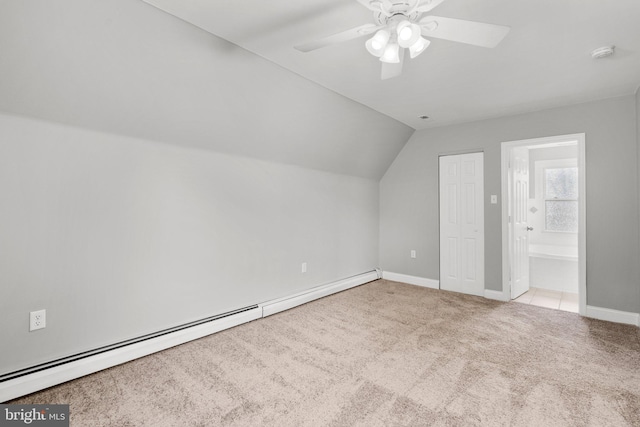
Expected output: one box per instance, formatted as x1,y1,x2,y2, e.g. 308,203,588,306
379,128,417,184
378,128,417,274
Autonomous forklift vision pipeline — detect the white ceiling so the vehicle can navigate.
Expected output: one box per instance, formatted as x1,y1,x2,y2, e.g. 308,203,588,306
143,0,640,129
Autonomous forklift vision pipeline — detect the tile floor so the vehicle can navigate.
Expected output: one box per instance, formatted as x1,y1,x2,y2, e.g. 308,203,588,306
513,287,579,313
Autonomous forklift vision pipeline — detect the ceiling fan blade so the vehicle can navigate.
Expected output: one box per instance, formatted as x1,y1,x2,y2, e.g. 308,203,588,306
381,48,404,80
294,23,383,52
414,0,447,13
419,15,510,48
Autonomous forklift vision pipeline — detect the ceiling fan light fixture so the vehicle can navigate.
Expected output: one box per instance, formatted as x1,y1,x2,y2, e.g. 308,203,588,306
409,37,430,58
366,29,390,57
397,20,421,48
294,0,511,79
380,42,400,63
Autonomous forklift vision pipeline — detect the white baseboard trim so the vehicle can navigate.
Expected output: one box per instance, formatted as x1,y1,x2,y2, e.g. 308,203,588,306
381,271,439,289
1,271,380,402
260,270,378,317
383,273,512,303
484,289,510,302
585,305,640,327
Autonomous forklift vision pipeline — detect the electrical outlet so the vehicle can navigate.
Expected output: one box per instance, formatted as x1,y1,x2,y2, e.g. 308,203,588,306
411,250,416,259
30,309,46,331
301,262,307,273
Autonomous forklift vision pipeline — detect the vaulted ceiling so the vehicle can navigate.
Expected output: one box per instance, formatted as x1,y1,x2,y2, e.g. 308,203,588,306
1,0,639,179
0,0,412,179
144,0,640,129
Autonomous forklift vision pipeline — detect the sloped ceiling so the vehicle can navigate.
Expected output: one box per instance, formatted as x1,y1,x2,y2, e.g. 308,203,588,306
3,0,639,179
143,0,640,130
0,0,413,180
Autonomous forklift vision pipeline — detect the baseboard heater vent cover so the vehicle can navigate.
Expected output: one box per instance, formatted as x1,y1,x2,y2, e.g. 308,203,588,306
260,270,378,317
0,270,379,402
0,305,261,402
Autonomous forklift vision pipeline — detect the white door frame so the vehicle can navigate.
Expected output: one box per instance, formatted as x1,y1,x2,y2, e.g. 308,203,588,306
500,133,586,315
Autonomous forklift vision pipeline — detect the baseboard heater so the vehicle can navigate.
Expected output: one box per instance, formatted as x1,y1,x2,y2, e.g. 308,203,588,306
0,305,259,384
0,270,379,402
260,270,380,317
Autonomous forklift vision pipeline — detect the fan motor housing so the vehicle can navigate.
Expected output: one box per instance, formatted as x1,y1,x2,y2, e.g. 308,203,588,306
373,1,422,25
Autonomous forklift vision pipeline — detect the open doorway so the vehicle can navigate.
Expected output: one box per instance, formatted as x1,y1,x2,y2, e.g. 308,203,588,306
501,134,586,315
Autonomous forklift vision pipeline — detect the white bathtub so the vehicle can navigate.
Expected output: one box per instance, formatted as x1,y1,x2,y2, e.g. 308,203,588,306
529,244,578,261
529,244,578,293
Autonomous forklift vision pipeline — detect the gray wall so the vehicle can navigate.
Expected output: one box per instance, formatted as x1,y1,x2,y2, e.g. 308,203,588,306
380,95,640,313
0,0,412,377
0,113,380,375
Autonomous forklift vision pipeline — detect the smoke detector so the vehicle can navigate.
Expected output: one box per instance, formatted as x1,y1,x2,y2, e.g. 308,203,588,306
591,46,615,59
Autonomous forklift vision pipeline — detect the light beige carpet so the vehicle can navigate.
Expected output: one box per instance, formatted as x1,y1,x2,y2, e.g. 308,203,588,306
11,280,640,426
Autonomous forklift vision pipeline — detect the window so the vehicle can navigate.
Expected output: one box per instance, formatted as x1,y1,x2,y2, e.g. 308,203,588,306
544,167,578,232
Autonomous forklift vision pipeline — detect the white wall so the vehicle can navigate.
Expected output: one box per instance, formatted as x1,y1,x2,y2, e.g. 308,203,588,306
380,95,640,313
0,113,380,376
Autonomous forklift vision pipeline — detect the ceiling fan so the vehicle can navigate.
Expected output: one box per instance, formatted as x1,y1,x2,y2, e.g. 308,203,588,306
294,0,510,79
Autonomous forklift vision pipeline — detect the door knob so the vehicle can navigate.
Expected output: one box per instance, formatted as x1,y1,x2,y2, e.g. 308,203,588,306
526,226,534,231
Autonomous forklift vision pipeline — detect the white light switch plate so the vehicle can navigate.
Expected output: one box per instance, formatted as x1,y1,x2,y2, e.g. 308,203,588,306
490,195,498,204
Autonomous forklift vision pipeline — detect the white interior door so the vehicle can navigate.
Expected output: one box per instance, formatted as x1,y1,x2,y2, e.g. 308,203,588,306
439,153,484,296
510,146,530,299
